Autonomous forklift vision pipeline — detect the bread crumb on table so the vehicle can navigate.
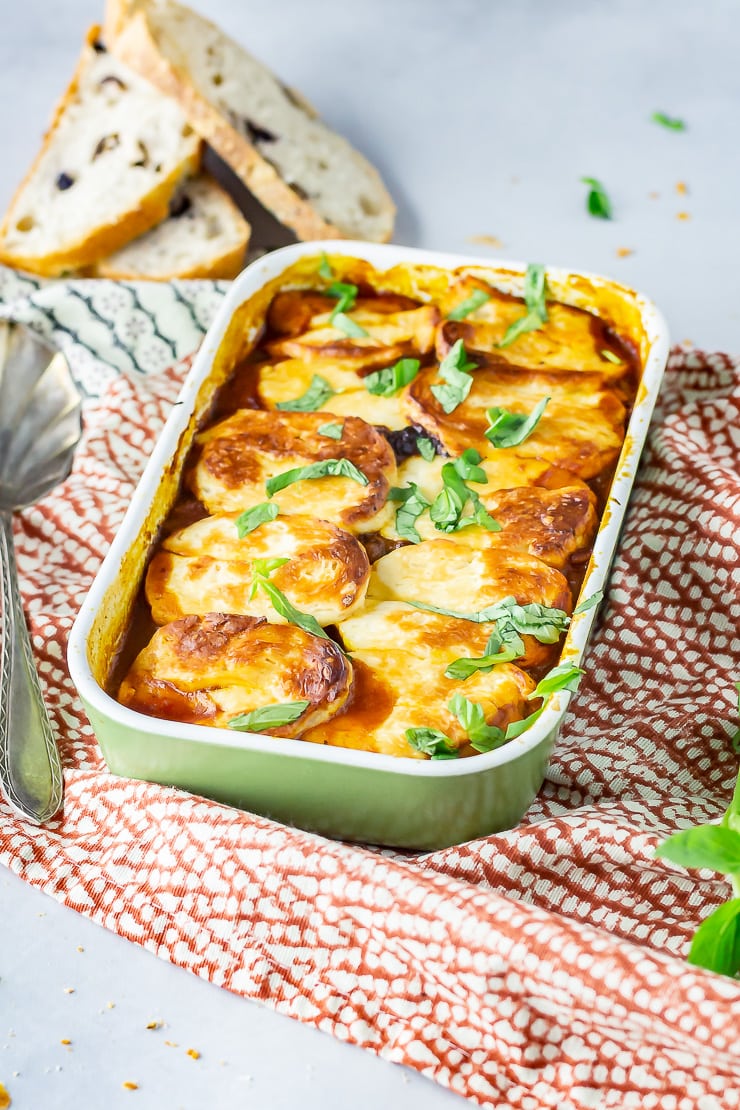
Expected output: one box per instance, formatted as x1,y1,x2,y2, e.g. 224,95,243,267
186,1049,201,1060
676,181,688,194
145,1021,162,1030
60,1039,72,1046
122,1081,139,1091
677,211,691,220
164,1040,178,1048
63,987,75,994
0,1080,10,1108
615,247,634,258
467,234,504,249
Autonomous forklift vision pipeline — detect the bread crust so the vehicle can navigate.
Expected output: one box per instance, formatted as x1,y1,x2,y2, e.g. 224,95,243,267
0,25,201,278
112,8,395,243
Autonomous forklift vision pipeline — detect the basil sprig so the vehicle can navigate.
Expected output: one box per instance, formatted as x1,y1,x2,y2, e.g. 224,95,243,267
317,422,343,440
235,501,279,538
430,339,478,414
318,252,333,280
249,557,332,642
276,374,335,412
406,596,570,657
332,312,369,338
266,457,369,497
655,763,740,977
388,483,432,544
573,589,603,615
581,176,612,219
444,629,519,680
365,358,420,397
497,263,549,349
485,396,550,449
447,288,490,321
429,449,500,534
405,727,459,760
228,700,310,732
651,111,687,131
417,436,436,461
448,693,506,753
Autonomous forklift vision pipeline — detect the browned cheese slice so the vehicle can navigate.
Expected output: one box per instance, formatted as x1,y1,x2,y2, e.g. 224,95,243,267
189,409,397,533
254,356,407,430
146,513,370,626
303,650,534,759
403,363,625,479
118,613,353,733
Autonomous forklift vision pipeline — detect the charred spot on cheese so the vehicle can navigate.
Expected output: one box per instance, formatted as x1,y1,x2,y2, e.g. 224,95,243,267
303,648,533,759
118,613,353,733
404,363,625,479
146,513,370,627
189,409,397,534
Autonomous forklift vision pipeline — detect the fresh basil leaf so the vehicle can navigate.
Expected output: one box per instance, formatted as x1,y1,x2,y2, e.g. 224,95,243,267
430,485,466,532
228,700,311,732
251,556,290,578
235,501,279,538
266,457,369,496
444,645,519,680
430,339,478,414
388,482,431,544
651,111,687,132
452,448,487,484
687,898,740,978
276,374,335,412
655,826,740,875
485,396,550,449
318,252,333,280
448,692,506,752
405,596,570,643
529,662,585,700
317,422,343,440
467,498,501,532
331,311,369,338
497,263,549,349
365,358,420,397
447,288,490,321
581,176,613,219
573,589,604,615
254,573,332,642
405,727,459,760
327,281,358,316
601,349,623,365
505,706,545,740
417,436,436,461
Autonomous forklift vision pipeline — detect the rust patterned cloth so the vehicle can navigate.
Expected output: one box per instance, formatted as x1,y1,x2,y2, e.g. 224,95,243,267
1,336,739,1109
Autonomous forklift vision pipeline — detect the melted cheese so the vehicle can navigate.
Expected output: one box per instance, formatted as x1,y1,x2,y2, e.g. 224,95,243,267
267,304,439,366
119,613,353,733
255,357,407,429
146,513,370,626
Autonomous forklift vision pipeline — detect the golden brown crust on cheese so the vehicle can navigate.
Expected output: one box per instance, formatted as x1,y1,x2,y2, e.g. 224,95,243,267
189,409,397,533
119,612,353,733
145,512,370,626
404,363,625,478
266,305,439,366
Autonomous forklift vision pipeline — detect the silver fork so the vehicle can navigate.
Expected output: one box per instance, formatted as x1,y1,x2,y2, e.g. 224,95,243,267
0,322,82,823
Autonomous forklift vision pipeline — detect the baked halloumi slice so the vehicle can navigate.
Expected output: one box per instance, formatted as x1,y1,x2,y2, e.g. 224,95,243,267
267,290,424,336
253,357,407,430
266,304,439,367
118,612,353,733
189,409,397,534
438,277,632,382
302,649,534,759
404,364,625,478
146,513,370,626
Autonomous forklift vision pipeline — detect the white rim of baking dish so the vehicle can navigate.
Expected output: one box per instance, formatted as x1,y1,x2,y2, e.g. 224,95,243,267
67,241,670,779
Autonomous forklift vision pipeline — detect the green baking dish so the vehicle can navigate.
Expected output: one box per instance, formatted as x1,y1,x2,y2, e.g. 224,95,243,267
67,240,670,850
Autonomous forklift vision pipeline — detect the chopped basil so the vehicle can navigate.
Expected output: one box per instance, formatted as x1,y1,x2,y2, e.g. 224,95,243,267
364,358,420,397
428,450,499,535
276,374,335,412
228,700,310,732
388,482,431,544
405,727,459,759
430,484,466,531
317,422,343,440
417,436,436,461
318,252,333,280
250,558,332,642
452,448,486,483
235,501,279,538
430,339,478,414
651,111,687,131
498,263,549,349
454,498,501,533
573,589,604,615
327,280,358,317
447,288,490,321
266,457,369,497
444,632,519,679
406,596,570,651
504,706,545,740
581,176,612,219
485,396,550,449
528,661,584,700
601,349,623,365
448,693,506,753
332,311,369,338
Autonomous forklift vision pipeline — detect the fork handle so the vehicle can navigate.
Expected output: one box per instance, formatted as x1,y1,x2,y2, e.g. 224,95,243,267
0,511,63,823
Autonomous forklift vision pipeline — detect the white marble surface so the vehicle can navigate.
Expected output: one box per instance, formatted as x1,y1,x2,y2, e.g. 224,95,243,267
0,1,738,1107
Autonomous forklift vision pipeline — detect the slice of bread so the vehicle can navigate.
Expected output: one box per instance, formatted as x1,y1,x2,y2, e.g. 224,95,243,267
92,173,250,279
0,26,201,277
112,1,395,243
